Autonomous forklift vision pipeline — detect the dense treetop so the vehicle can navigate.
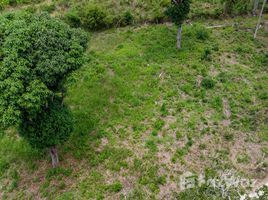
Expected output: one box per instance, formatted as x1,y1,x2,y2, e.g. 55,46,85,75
166,0,191,25
0,12,88,127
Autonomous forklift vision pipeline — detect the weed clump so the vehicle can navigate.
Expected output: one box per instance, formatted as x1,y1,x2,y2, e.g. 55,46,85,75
201,48,212,61
120,11,134,26
202,77,215,89
64,9,81,28
224,133,234,141
195,26,210,40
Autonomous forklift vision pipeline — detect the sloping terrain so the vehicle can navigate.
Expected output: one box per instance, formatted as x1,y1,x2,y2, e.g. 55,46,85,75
0,13,267,199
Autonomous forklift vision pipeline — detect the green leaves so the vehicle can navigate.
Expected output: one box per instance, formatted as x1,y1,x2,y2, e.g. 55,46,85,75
165,0,191,25
0,12,88,150
0,13,88,128
19,100,74,149
0,0,9,10
18,80,51,116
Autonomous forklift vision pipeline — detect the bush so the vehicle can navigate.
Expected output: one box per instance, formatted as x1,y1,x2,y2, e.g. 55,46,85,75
261,53,268,65
106,182,123,193
19,100,73,149
202,78,215,89
40,3,56,13
80,4,109,30
0,0,9,10
64,8,81,28
195,26,210,40
152,7,167,23
224,0,251,15
0,0,40,9
120,11,134,26
224,133,234,141
24,5,37,13
201,48,212,61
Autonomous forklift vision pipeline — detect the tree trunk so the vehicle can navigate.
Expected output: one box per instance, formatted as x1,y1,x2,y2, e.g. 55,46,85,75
253,0,259,16
177,24,182,49
254,0,267,38
50,146,59,168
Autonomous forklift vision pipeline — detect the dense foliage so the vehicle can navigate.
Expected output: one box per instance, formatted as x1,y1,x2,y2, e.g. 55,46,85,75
19,99,73,149
165,0,191,25
0,0,41,10
79,4,109,31
0,12,88,168
224,0,252,15
0,12,88,127
64,3,135,30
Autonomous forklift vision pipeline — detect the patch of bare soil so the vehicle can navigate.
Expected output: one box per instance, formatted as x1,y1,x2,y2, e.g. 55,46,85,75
7,156,89,200
253,175,268,192
184,130,267,181
156,115,188,199
157,143,185,199
196,75,203,88
104,168,137,200
230,132,267,178
184,134,215,173
220,53,249,69
209,66,220,77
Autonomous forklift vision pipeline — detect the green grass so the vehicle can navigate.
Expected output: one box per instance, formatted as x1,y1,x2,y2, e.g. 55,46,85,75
3,0,267,30
0,11,267,200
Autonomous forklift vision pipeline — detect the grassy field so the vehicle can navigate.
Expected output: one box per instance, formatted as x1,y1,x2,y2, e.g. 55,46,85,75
0,4,268,200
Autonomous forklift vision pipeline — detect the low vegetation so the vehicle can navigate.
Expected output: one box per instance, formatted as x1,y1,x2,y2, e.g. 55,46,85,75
0,0,267,199
1,0,268,30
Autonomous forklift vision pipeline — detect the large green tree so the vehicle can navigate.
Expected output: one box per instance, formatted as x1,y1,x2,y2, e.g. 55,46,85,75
166,0,191,49
0,12,88,167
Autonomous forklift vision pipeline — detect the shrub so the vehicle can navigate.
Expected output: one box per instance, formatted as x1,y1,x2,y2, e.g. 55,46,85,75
19,100,73,150
261,53,268,65
106,182,123,193
154,119,165,130
64,8,81,28
224,133,234,141
120,11,134,26
202,78,215,89
152,8,166,23
201,48,212,61
80,4,109,30
1,0,40,9
224,0,251,15
0,158,9,177
195,26,210,40
40,3,56,13
24,5,37,13
0,0,9,10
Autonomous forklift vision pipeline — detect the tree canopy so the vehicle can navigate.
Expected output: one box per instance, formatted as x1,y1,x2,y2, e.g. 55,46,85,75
19,99,73,149
166,0,191,25
0,12,88,127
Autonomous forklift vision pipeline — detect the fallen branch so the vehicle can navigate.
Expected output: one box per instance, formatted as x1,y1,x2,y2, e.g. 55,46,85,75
206,24,230,29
